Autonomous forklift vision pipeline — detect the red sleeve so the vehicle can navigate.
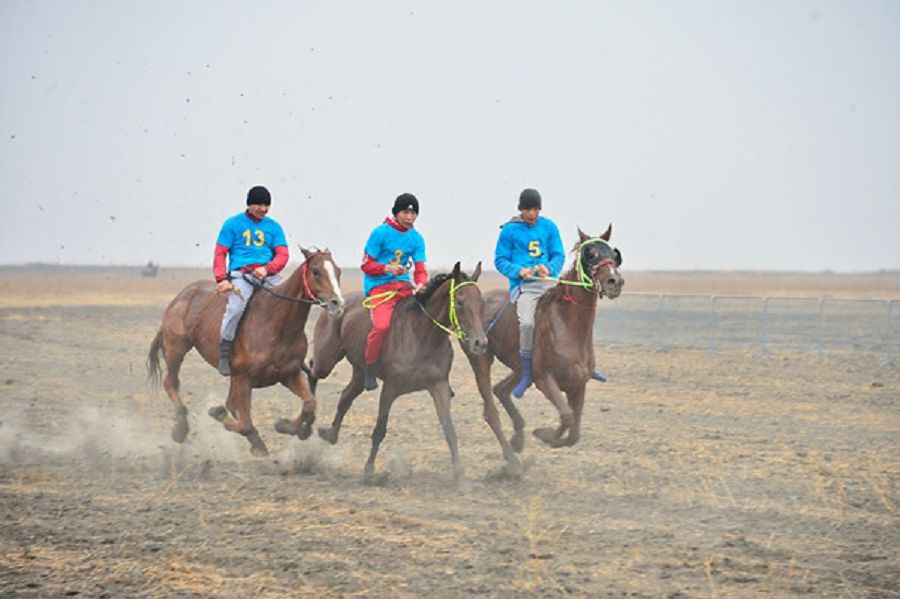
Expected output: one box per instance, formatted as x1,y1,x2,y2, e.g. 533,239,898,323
265,246,289,275
361,253,386,276
413,261,428,286
213,244,229,282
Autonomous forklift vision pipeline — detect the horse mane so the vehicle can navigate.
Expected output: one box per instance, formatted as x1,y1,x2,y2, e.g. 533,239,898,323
396,269,471,313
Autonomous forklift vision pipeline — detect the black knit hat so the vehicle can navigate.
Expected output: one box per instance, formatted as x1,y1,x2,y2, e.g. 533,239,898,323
518,188,542,210
392,193,419,215
247,185,271,206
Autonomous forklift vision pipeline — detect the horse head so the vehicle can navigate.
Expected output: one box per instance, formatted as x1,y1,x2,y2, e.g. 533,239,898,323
452,261,488,355
416,261,488,355
576,225,624,299
300,247,345,317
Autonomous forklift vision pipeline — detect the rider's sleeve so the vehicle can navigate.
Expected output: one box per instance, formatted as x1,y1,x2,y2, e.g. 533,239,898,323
546,221,566,277
413,261,428,286
265,246,289,275
213,243,229,282
493,228,521,280
361,253,386,276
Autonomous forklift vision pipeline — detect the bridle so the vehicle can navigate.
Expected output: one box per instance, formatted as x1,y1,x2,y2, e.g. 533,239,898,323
241,255,333,307
417,278,479,340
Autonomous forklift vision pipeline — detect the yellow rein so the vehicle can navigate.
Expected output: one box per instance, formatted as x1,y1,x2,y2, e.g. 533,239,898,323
530,237,611,289
362,280,477,339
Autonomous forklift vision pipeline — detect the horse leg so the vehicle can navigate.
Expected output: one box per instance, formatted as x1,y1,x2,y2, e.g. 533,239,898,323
317,365,365,445
162,340,191,443
532,375,574,449
493,371,527,453
564,383,586,447
428,379,465,483
208,376,268,456
364,385,398,482
274,370,316,440
467,353,523,476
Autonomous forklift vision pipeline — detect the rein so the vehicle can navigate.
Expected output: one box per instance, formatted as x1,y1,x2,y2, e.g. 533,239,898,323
362,289,399,310
241,261,324,306
417,279,478,340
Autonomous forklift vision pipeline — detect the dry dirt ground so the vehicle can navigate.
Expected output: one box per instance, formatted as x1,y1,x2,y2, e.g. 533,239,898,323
0,268,898,598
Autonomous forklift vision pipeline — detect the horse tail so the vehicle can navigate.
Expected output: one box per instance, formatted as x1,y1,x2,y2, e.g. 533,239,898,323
146,329,165,388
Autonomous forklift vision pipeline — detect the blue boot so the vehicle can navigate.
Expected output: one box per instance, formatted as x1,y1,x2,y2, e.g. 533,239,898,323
512,351,533,398
591,370,607,382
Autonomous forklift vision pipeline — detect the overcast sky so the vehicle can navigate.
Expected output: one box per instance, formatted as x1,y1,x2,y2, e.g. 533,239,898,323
1,1,898,272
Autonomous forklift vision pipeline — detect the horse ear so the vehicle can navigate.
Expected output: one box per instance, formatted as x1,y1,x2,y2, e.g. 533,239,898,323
472,261,482,282
577,227,589,242
451,261,461,279
600,224,612,241
299,246,312,259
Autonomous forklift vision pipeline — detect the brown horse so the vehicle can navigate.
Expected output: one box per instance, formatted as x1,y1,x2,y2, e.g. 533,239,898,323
309,262,487,483
462,226,624,457
147,248,345,456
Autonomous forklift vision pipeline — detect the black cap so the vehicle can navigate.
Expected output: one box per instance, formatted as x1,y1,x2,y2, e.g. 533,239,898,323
518,188,541,210
247,185,271,206
392,193,419,215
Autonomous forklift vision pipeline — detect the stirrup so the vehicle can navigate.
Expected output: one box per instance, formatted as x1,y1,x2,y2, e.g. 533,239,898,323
591,370,607,382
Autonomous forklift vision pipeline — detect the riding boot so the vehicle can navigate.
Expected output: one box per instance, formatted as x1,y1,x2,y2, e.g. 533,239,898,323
512,351,533,398
364,362,379,391
591,370,608,382
217,340,233,376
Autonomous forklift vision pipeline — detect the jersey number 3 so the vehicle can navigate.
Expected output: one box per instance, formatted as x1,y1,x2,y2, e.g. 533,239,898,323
242,229,265,247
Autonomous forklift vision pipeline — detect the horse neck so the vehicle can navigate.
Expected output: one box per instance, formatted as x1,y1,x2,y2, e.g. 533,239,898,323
415,282,453,345
550,262,598,329
267,265,312,332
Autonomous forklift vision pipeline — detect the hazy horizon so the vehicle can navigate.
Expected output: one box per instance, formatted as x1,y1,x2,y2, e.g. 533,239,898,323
2,2,899,273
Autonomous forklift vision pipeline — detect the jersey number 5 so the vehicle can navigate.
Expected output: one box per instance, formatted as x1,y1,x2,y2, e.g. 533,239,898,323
528,240,541,257
242,229,265,247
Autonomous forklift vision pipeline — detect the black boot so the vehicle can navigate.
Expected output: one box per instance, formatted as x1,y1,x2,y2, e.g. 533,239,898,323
364,363,379,391
218,340,233,376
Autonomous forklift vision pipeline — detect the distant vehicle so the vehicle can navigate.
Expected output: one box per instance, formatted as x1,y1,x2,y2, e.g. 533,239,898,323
141,261,159,277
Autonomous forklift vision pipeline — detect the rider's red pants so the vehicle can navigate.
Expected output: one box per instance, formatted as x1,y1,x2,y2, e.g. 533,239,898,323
365,285,413,364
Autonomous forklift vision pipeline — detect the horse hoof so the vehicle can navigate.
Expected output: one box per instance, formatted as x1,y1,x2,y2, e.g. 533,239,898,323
317,427,338,445
250,444,269,457
274,418,298,435
208,406,228,422
510,431,525,453
506,458,524,479
296,422,312,441
171,419,189,444
532,427,560,446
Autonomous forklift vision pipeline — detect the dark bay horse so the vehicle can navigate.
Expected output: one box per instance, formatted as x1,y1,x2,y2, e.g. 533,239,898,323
309,262,487,483
147,248,345,456
463,226,624,456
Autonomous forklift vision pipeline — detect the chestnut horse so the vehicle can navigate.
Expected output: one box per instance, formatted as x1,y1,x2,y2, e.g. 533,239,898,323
462,226,624,459
147,248,345,456
309,262,487,483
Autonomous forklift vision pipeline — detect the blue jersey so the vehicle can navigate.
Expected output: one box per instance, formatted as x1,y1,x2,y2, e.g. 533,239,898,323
216,212,287,271
363,221,427,295
494,215,565,290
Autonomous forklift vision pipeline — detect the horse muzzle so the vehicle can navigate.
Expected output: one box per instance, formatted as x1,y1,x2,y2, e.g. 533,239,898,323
468,335,488,355
595,264,624,299
325,297,345,317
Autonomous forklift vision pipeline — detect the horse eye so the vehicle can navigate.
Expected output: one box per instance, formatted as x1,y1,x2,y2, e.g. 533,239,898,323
312,268,321,277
